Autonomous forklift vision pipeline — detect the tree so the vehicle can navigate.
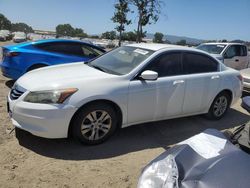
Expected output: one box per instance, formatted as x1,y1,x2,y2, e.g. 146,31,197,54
121,31,137,41
74,28,88,38
111,0,131,46
89,35,100,39
129,0,163,43
101,31,117,40
0,14,11,30
56,24,75,37
11,23,33,33
153,32,164,43
176,39,186,46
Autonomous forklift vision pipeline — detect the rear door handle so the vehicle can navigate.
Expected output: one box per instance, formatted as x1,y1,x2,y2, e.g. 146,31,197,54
235,59,239,62
211,75,220,79
173,80,184,85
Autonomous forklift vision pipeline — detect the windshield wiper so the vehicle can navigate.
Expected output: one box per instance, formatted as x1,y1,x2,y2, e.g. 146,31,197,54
89,64,107,73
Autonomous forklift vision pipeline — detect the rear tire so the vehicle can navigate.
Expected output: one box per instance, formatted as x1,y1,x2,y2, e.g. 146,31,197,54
71,103,118,145
206,92,230,120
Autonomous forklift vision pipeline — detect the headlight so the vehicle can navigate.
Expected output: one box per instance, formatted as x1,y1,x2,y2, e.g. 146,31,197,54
24,88,78,104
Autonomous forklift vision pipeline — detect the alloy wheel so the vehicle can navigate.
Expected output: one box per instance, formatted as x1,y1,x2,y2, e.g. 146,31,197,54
81,110,112,141
213,96,228,117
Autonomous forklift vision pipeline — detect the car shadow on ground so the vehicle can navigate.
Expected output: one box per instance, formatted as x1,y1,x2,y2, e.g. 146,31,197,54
15,108,250,160
5,79,15,88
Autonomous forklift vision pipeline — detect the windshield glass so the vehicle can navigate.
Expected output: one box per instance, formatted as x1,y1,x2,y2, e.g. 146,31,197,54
197,44,226,54
15,32,26,37
89,46,154,75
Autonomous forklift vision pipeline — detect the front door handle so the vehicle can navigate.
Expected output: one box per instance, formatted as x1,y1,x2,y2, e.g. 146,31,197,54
211,75,220,79
173,80,184,85
235,59,239,62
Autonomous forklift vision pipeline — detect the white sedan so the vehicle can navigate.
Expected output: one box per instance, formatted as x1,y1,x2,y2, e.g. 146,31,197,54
7,44,242,144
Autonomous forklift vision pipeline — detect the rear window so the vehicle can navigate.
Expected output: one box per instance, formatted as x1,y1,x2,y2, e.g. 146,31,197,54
183,52,218,74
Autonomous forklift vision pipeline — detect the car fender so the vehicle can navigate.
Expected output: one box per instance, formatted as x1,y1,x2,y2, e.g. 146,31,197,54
74,94,128,125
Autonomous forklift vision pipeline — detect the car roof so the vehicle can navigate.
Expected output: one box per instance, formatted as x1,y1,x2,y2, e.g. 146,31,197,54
201,42,245,46
4,39,105,52
127,43,203,53
31,39,89,45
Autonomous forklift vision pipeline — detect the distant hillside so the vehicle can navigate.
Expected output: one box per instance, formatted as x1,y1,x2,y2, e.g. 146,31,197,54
146,33,204,45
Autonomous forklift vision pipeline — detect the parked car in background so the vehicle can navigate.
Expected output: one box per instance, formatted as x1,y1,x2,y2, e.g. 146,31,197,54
240,68,250,92
7,44,242,144
197,43,250,70
0,30,12,41
13,32,27,43
0,39,106,79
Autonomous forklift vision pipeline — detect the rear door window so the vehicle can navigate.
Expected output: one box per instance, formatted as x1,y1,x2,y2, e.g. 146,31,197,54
183,52,218,74
35,42,85,57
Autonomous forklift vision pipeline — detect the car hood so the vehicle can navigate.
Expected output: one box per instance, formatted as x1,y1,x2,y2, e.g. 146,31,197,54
16,62,117,91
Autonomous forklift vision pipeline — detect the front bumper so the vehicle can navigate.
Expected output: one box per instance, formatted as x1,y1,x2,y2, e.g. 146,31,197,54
8,92,78,138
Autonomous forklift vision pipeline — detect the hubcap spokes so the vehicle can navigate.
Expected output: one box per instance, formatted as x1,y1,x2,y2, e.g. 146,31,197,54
81,110,112,141
213,96,227,117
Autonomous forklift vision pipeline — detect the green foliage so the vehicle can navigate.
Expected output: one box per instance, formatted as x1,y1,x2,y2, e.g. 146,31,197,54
0,13,11,30
111,0,131,46
101,31,117,40
11,22,34,33
74,28,88,38
153,32,164,43
56,24,88,38
56,24,75,37
89,35,100,39
176,39,187,46
121,31,137,41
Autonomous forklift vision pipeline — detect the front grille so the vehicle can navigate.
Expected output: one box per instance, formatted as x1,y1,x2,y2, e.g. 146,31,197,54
10,87,24,100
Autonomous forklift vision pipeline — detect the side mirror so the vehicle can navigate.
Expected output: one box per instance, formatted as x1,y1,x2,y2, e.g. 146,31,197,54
139,70,158,81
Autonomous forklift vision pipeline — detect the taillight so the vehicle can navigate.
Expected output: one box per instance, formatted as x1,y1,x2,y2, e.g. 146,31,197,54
6,51,19,57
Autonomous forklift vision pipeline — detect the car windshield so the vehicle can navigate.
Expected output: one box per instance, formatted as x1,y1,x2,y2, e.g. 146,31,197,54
88,46,154,75
15,32,26,37
197,44,226,54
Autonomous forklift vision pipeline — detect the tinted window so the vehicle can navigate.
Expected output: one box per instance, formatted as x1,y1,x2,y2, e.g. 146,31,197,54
183,53,218,74
225,45,247,58
81,45,104,58
145,52,182,77
242,46,247,56
35,42,85,57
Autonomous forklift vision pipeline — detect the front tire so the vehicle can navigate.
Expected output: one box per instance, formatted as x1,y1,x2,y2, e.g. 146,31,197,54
72,103,118,145
207,92,230,120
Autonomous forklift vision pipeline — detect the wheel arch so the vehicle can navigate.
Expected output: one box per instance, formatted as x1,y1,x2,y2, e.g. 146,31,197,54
209,89,233,109
68,99,123,137
26,63,49,72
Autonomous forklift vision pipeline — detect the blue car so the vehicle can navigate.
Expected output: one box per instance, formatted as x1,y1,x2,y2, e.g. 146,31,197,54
0,39,106,79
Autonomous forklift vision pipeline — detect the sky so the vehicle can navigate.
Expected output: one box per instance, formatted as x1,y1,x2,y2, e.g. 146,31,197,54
0,0,250,41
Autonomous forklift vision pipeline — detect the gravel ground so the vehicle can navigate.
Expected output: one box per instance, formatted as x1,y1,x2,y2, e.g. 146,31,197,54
0,41,250,188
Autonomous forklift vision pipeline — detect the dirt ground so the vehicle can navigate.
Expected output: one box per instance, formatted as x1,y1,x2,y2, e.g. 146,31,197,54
0,41,250,188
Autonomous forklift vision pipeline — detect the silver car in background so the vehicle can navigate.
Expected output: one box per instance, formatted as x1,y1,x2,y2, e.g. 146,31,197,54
13,32,27,43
